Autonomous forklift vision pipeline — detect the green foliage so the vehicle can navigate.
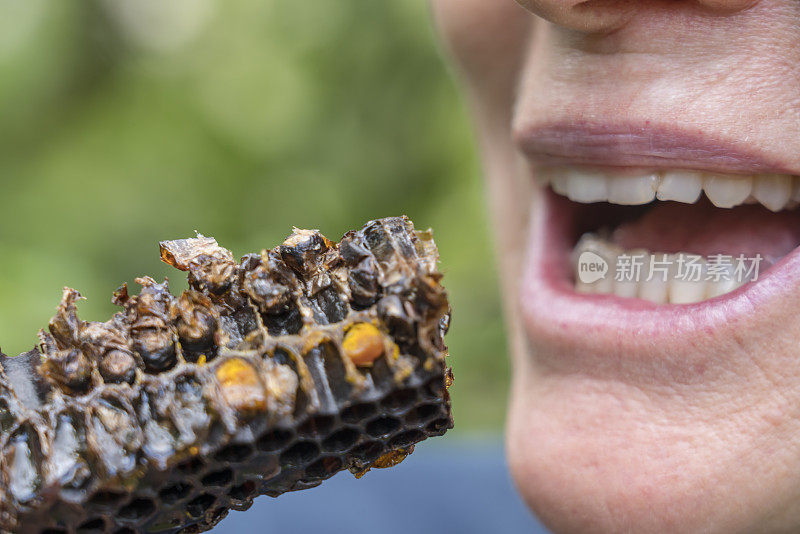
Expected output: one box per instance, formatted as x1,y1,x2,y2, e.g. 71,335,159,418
0,0,508,430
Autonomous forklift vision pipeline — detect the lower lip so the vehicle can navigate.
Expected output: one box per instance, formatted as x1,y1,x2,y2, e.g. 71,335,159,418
518,188,800,352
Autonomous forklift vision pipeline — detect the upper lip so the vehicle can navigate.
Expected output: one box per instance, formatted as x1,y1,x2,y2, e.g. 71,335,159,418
513,121,797,175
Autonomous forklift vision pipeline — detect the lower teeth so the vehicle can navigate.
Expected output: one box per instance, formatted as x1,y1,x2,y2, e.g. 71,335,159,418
572,234,766,304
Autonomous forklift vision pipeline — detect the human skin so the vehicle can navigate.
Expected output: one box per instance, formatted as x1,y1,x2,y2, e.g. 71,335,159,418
430,1,800,533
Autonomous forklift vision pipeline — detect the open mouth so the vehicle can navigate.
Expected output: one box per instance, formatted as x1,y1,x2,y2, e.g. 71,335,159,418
515,123,800,350
538,166,800,305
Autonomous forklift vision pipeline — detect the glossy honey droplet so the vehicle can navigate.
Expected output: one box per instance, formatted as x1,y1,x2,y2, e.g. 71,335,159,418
215,358,267,414
372,445,413,470
342,323,385,366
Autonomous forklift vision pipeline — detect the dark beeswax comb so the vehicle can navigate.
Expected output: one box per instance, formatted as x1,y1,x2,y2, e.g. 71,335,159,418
0,217,453,534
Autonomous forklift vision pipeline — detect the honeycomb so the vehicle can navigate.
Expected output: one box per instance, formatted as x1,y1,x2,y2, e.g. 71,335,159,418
0,216,453,534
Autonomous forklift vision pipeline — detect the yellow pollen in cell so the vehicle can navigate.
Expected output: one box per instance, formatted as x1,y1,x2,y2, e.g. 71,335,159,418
215,358,267,413
342,323,384,366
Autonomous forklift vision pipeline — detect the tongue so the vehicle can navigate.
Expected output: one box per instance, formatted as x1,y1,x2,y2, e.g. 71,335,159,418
611,199,800,263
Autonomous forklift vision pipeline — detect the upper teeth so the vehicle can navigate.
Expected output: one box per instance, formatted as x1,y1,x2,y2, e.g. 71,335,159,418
540,167,800,212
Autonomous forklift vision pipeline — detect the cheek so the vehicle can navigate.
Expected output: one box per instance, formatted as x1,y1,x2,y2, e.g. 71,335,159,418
429,0,531,107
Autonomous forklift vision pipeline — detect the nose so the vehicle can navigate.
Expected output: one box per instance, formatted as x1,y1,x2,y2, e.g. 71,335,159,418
514,0,759,32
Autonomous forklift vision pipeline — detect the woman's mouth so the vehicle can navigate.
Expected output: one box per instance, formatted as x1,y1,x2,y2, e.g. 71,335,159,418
518,158,800,354
540,166,800,304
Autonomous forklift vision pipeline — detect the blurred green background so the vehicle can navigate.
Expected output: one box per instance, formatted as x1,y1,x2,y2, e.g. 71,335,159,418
0,0,508,431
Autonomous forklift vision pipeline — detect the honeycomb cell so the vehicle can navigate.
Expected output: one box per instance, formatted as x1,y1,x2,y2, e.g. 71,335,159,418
88,398,140,478
48,411,93,493
376,295,415,342
185,494,216,519
343,253,380,308
117,498,155,523
228,480,256,502
213,443,254,464
381,389,418,411
322,428,360,452
279,441,320,467
341,402,377,424
256,428,293,452
3,424,44,505
342,323,384,366
315,342,352,399
171,376,213,449
173,291,218,359
132,331,177,374
389,430,424,449
261,302,303,337
201,468,233,488
305,456,343,479
98,349,136,385
159,482,193,504
349,441,384,463
365,416,401,438
310,286,348,325
214,358,267,415
426,417,452,435
297,415,335,438
404,403,440,425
